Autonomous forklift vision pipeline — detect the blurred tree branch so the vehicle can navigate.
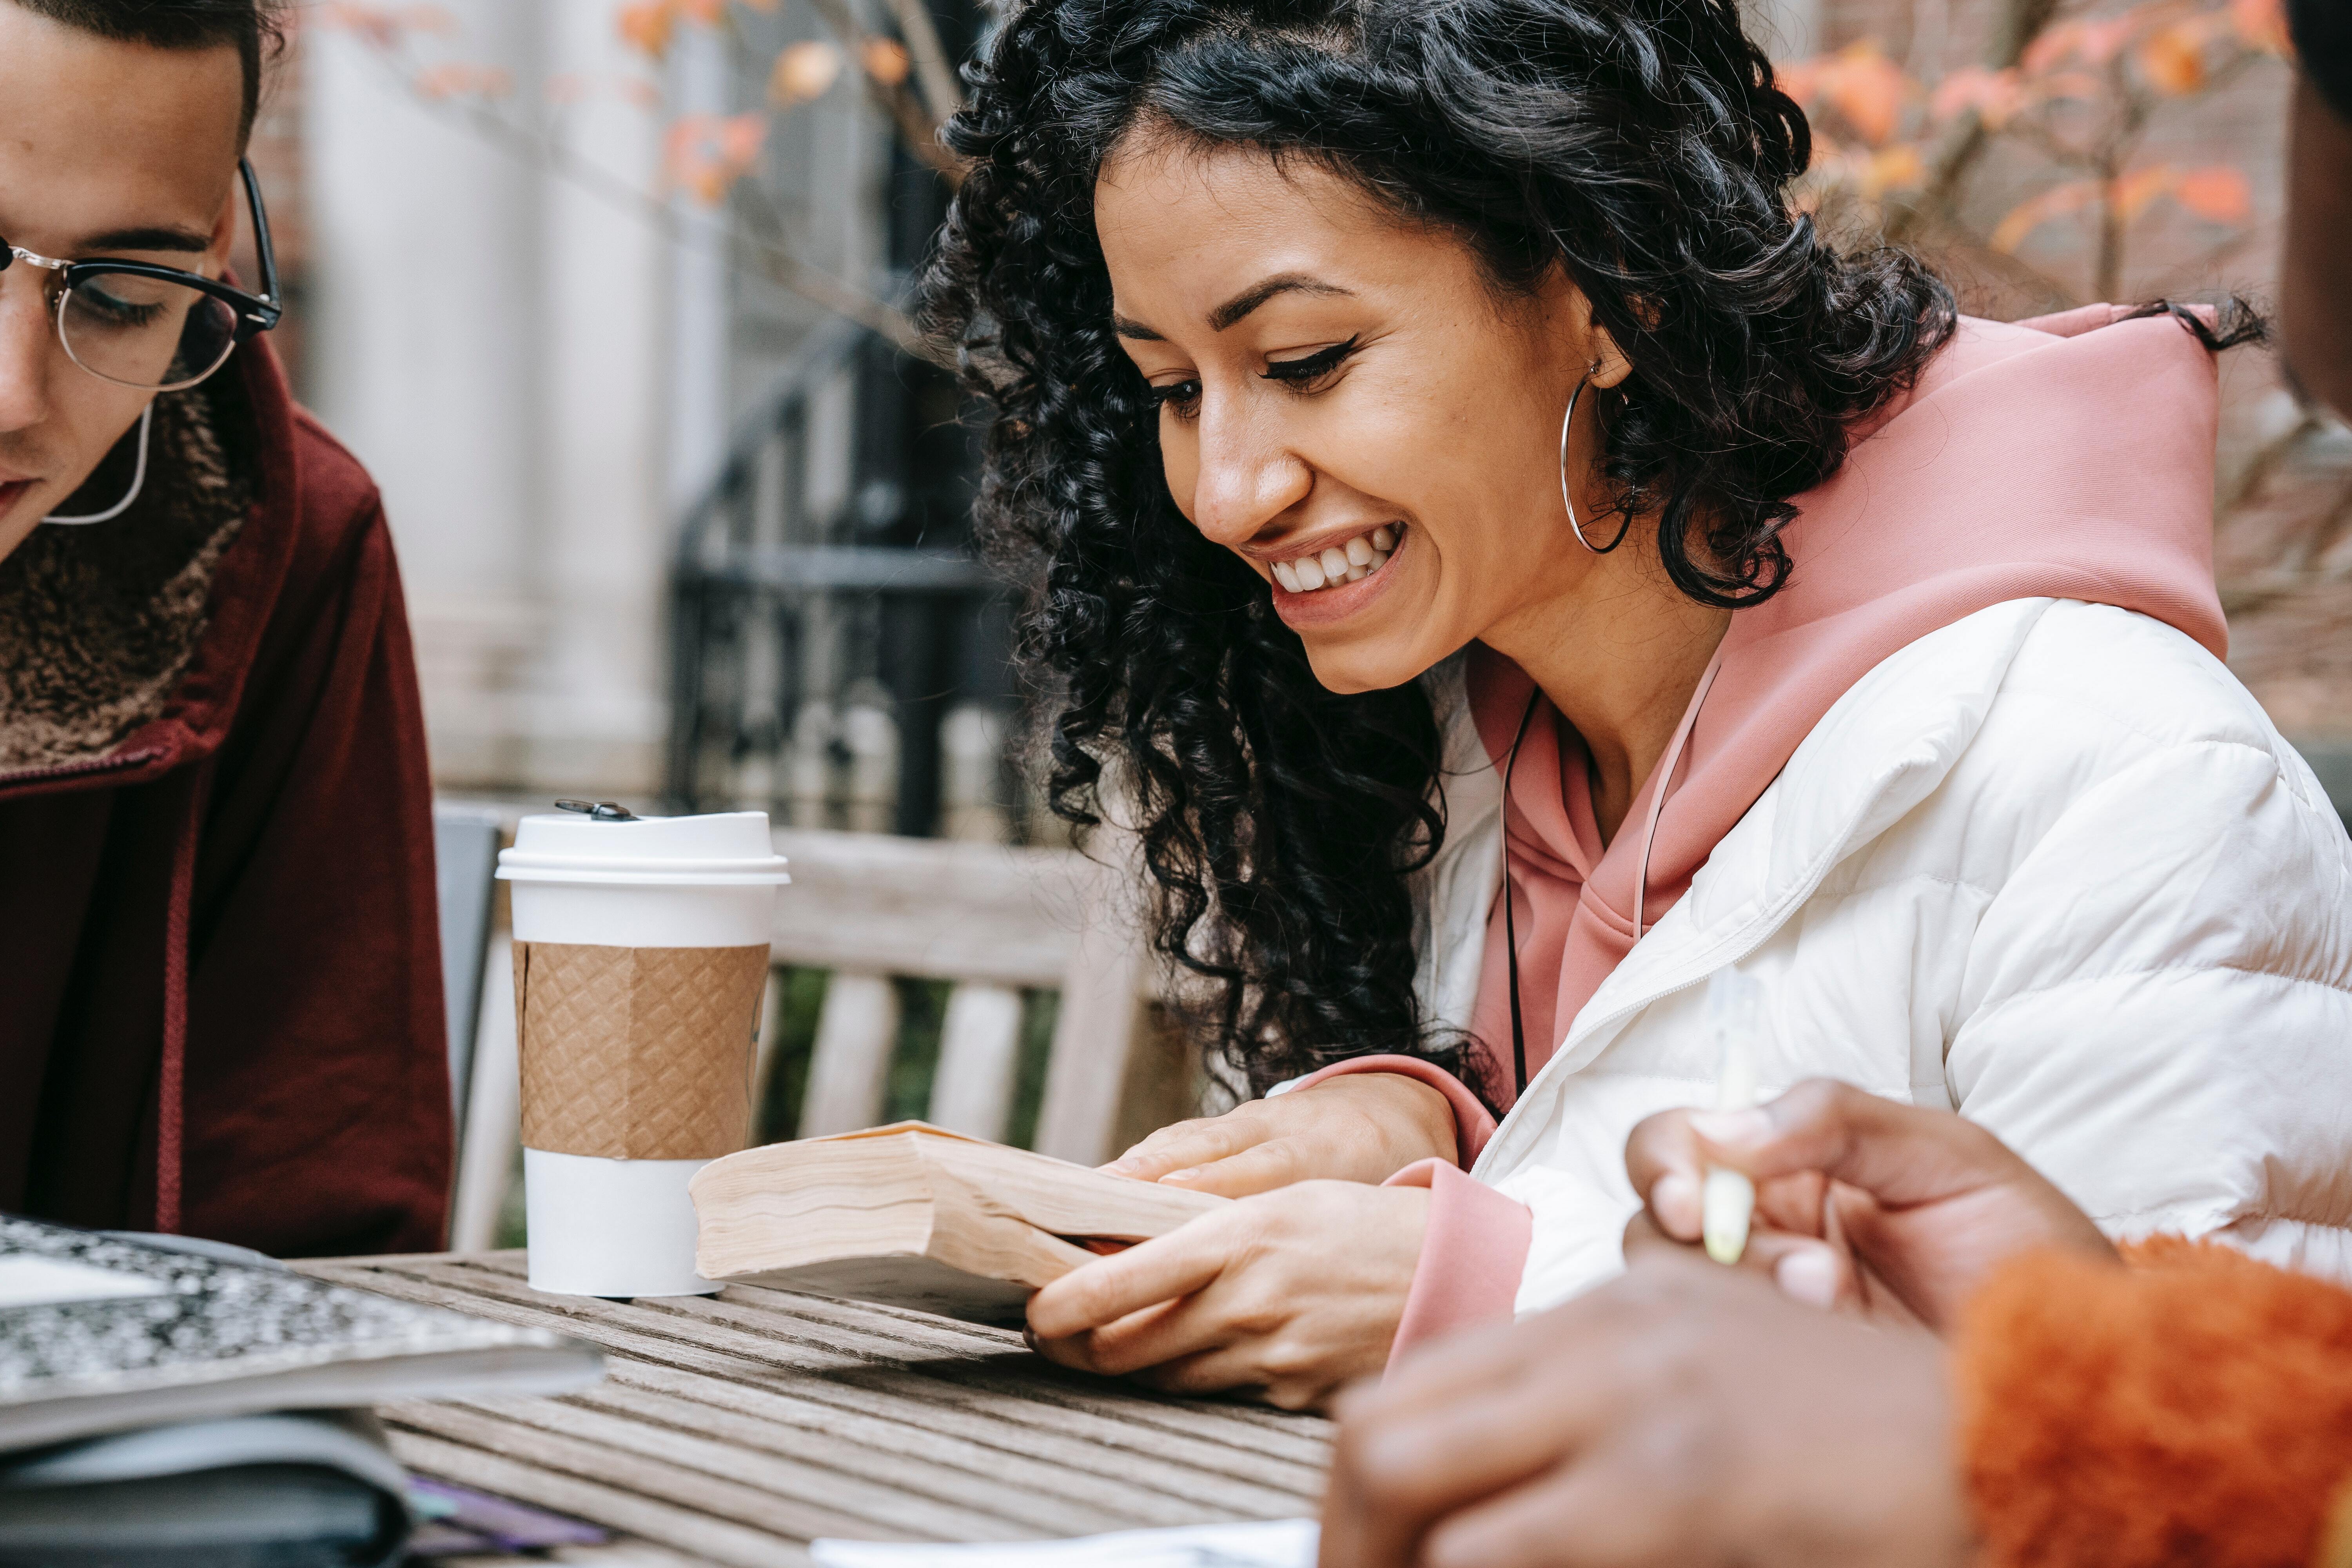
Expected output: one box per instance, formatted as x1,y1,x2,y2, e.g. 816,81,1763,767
801,0,965,183
1889,0,2063,238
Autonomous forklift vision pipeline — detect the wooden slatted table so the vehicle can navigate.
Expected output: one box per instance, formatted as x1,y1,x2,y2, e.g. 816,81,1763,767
299,1251,1329,1568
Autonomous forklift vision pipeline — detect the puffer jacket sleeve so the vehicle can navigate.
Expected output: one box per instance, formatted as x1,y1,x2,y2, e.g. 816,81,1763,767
1945,731,2352,1275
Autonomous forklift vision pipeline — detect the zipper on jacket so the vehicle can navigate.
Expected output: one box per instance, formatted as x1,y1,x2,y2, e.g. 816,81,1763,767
0,746,167,794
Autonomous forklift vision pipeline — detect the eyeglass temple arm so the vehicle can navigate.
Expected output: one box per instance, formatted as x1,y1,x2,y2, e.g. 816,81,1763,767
239,157,280,314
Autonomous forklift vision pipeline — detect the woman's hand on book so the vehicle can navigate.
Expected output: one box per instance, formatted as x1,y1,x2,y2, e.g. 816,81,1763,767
1318,1247,1969,1568
1100,1073,1457,1196
1622,1078,2115,1332
1025,1180,1428,1410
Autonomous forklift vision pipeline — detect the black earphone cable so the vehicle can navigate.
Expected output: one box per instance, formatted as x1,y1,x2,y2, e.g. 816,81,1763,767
1501,686,1542,1099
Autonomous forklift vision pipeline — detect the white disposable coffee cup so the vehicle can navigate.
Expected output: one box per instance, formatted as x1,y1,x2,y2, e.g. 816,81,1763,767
497,809,789,1298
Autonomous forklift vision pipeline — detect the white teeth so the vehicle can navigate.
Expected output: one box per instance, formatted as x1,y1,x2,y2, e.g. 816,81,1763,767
1269,524,1403,595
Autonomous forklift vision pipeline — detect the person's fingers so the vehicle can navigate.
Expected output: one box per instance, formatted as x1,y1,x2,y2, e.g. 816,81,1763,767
1753,1168,1831,1238
1621,1207,1858,1310
1327,1303,1651,1541
1685,1078,2047,1207
1044,1292,1234,1377
1739,1228,1856,1310
1152,1138,1311,1196
1619,1207,1688,1261
1623,1110,1708,1241
1024,1218,1232,1338
1321,1401,1427,1568
1025,1296,1187,1375
1100,1109,1272,1180
1334,1311,1542,1442
1419,1449,1686,1568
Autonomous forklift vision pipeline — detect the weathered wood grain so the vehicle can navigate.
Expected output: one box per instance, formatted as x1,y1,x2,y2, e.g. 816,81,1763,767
303,1250,1332,1564
387,1428,806,1568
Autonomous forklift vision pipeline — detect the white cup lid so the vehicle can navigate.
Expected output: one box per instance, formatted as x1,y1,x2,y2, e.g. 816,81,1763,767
498,809,792,886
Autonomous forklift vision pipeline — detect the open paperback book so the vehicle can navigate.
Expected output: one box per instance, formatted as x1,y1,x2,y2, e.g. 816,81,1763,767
690,1122,1229,1321
0,1216,603,1454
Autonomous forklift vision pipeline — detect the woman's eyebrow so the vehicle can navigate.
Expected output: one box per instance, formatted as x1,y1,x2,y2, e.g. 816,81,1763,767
71,224,213,256
1110,274,1357,342
1208,273,1351,330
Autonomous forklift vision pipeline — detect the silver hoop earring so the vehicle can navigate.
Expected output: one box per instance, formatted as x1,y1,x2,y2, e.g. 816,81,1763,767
43,405,154,527
1559,373,1630,554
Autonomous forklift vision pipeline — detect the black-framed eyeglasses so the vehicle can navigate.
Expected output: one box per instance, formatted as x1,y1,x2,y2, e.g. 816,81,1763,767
0,157,281,394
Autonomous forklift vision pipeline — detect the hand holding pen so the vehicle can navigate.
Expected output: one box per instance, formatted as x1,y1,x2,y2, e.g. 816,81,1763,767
1625,1076,2118,1331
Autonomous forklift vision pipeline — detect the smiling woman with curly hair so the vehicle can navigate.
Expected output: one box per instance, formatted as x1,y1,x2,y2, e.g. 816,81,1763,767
921,0,2352,1409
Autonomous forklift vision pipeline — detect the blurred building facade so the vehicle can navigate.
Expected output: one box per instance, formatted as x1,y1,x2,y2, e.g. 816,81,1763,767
248,0,1008,832
242,0,2348,829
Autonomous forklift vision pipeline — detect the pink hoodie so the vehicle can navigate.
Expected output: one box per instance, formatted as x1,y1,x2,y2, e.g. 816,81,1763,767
1289,305,2234,1359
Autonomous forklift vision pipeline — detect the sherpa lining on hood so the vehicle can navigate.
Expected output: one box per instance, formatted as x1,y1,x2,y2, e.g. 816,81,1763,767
0,382,253,772
1466,303,2233,1088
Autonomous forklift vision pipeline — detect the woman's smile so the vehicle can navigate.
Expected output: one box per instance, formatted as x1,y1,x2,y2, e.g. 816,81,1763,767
1266,522,1407,626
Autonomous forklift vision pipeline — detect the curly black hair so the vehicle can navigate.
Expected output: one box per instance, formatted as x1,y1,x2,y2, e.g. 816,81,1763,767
919,0,1958,1095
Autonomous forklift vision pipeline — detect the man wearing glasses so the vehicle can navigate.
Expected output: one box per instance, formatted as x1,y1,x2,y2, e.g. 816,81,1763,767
0,0,450,1256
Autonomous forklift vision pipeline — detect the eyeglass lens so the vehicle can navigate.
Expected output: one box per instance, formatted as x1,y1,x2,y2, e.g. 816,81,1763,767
57,273,240,391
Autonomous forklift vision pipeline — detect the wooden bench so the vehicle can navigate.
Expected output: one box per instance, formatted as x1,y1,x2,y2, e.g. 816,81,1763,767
447,824,1191,1251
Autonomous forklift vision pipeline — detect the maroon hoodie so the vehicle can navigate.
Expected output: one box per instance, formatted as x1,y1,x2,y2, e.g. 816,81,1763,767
0,337,451,1257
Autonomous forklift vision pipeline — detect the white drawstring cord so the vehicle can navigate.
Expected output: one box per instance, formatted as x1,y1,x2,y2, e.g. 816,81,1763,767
1631,646,1726,940
42,404,153,526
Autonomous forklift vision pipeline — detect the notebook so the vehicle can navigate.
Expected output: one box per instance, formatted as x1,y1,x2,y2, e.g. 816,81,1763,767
0,1215,603,1452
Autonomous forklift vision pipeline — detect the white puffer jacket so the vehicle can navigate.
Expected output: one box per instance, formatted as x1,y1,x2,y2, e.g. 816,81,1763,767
1403,595,2352,1311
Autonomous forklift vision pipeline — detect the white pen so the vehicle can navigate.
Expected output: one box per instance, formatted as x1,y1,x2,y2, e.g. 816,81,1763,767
1701,969,1762,1265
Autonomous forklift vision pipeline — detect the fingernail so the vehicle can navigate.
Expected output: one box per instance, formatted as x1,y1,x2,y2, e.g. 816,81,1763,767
1775,1247,1839,1308
1688,1108,1773,1149
1101,1158,1140,1174
1650,1172,1700,1235
1159,1168,1200,1185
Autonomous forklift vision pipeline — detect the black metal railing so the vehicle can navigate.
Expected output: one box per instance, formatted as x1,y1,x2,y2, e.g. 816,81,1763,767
665,322,1012,836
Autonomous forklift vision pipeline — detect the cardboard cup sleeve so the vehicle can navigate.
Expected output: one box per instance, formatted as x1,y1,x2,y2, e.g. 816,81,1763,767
515,941,769,1160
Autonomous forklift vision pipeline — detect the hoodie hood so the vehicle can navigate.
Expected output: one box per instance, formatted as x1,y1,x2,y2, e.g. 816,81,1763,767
1471,305,2231,1085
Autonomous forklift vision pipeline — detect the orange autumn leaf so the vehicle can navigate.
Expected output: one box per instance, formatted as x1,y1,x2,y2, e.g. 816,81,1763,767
676,0,725,24
1991,179,2097,252
861,37,911,87
2112,164,2176,223
320,2,453,47
2022,12,2139,73
2019,19,2078,73
1823,40,1909,146
617,0,675,60
1860,142,1926,197
2137,22,2206,93
2230,0,2291,54
770,40,842,103
665,111,767,205
412,62,511,100
1773,56,1824,106
716,111,766,165
2174,163,2253,223
1929,66,2024,128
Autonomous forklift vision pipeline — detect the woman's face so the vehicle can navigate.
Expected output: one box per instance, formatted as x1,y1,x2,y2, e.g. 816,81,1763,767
1095,137,1617,693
